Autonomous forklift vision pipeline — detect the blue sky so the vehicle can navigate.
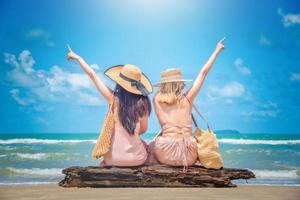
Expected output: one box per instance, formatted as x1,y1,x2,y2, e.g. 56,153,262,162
0,0,300,134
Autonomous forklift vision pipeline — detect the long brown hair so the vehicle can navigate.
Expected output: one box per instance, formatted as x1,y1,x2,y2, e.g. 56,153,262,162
114,84,151,135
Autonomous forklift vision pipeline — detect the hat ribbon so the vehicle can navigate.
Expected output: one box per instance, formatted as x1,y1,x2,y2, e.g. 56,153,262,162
119,73,149,96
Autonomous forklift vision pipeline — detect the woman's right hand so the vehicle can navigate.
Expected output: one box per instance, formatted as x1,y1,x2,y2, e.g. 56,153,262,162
66,44,80,61
215,37,225,53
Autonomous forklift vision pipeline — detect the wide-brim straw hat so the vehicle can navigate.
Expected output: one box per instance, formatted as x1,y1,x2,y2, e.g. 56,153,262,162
105,64,153,96
154,68,192,86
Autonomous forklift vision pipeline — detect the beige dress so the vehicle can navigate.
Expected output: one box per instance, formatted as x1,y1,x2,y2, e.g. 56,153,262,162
153,95,198,167
101,101,148,166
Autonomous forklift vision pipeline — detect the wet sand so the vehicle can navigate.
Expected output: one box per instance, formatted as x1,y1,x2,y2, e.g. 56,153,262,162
0,184,299,200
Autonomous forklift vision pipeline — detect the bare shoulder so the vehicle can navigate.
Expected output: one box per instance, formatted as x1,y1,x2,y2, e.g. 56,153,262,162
153,93,160,105
106,88,115,104
110,95,119,112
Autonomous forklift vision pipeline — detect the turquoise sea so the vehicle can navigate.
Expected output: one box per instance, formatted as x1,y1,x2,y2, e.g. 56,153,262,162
0,133,299,186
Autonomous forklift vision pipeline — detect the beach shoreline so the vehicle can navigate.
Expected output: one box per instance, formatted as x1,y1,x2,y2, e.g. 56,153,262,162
1,133,299,187
0,184,299,200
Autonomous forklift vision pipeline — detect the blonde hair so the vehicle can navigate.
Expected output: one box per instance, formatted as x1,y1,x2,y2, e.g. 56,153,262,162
156,82,185,105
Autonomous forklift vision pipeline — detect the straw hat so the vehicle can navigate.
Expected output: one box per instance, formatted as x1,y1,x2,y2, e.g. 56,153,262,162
154,68,192,86
105,64,153,96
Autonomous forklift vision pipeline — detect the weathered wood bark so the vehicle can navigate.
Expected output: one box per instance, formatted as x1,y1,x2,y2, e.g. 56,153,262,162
59,165,255,188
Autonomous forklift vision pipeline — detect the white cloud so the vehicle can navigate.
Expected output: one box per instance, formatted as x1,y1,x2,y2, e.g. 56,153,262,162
242,100,279,118
234,58,243,66
4,53,19,68
46,66,94,93
290,73,300,82
27,29,50,38
8,69,41,87
278,8,300,27
35,117,49,125
220,82,245,97
206,93,217,101
77,92,103,106
10,89,34,106
26,28,55,47
241,110,278,118
19,50,35,73
4,50,35,73
259,35,271,45
46,66,65,92
263,101,277,109
4,50,41,87
3,50,104,107
46,41,55,47
67,73,93,90
90,64,100,70
234,58,251,75
208,81,245,98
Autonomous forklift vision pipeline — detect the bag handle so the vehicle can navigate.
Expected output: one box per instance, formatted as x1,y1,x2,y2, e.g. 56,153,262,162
191,114,198,128
184,95,211,131
109,91,116,112
92,93,116,160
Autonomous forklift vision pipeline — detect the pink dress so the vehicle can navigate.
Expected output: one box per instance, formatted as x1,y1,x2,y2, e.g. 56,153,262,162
101,104,148,167
153,96,198,167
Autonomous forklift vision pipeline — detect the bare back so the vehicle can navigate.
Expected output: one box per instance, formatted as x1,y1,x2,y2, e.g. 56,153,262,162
154,95,193,137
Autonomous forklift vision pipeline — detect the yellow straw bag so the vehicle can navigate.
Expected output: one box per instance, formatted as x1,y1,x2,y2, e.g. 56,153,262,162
187,98,224,169
92,100,115,160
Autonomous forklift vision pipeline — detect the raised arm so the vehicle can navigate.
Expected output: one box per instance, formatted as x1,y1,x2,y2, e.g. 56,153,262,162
66,44,113,103
186,38,225,102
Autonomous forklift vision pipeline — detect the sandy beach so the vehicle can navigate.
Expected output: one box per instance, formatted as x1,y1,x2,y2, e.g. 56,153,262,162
0,184,299,200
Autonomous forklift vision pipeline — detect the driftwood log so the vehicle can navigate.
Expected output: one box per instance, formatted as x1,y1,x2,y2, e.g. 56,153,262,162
59,165,255,188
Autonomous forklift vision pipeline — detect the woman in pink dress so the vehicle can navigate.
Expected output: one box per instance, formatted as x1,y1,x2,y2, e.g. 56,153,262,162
66,45,152,166
152,38,225,168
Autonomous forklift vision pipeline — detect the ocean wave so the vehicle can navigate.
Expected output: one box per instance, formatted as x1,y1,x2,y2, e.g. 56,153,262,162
0,146,33,154
13,153,72,160
14,153,49,160
252,169,300,178
0,138,96,144
218,139,300,145
0,181,57,185
225,149,272,155
225,149,300,156
2,167,63,176
0,146,16,150
1,138,299,145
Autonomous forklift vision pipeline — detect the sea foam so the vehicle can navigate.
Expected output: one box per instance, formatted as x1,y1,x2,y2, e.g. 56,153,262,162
0,138,96,144
15,153,48,160
252,169,300,178
5,167,63,176
218,139,300,145
0,181,57,185
14,153,69,160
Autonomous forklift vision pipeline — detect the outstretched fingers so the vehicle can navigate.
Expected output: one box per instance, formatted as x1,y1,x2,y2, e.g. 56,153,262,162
66,44,73,52
219,37,226,44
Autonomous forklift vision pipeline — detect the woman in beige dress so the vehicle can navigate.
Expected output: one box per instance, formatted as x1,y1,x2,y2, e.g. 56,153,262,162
152,38,225,167
66,45,153,166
